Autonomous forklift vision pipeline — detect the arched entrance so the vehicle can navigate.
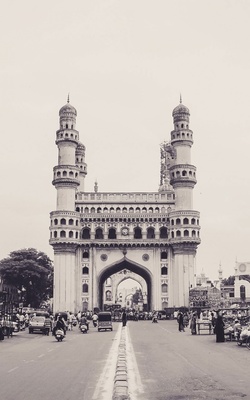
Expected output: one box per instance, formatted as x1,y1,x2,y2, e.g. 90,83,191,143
98,257,152,311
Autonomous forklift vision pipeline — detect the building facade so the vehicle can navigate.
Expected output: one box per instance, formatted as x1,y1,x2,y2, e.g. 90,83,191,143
49,98,201,313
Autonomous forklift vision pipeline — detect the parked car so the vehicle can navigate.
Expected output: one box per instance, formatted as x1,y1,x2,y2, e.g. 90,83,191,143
29,316,46,334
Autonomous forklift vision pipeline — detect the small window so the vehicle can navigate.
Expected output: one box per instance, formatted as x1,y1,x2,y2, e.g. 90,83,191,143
95,228,104,239
82,267,89,275
82,284,88,293
147,227,155,239
108,228,116,239
161,284,168,293
161,267,168,275
134,227,142,239
106,290,112,301
82,228,90,239
160,227,168,239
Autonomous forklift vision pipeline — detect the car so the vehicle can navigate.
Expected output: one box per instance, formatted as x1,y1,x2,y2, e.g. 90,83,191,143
29,316,46,334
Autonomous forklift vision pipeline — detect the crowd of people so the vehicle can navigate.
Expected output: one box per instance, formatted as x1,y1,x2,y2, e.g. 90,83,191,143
176,308,250,343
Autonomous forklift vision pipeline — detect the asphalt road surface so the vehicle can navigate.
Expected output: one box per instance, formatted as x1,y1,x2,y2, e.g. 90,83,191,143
1,320,250,400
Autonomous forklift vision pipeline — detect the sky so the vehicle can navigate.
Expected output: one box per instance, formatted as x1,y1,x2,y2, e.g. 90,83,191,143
1,0,250,282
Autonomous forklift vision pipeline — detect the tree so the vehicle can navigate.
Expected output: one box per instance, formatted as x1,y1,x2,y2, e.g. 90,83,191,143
0,248,53,308
221,276,235,286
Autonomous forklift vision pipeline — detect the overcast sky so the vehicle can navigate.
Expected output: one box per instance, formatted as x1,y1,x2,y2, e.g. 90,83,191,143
1,0,250,282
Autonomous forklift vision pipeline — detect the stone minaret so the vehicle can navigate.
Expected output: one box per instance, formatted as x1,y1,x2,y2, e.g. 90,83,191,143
50,98,86,312
168,98,201,307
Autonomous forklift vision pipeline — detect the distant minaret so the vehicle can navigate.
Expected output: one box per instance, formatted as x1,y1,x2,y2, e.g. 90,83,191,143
218,262,223,286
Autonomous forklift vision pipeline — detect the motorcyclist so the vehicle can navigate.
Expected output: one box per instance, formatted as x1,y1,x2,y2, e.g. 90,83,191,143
80,313,89,330
92,313,98,327
53,314,67,336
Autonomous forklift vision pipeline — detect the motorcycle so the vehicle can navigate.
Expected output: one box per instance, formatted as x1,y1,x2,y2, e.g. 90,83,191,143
80,324,88,333
55,328,65,342
19,321,26,331
152,315,158,323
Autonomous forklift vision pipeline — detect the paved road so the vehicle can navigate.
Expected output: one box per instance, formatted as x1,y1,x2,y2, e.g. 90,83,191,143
127,319,250,400
0,323,121,400
1,320,250,400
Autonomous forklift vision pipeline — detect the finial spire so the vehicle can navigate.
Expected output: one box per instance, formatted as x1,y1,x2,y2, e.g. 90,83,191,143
67,93,70,103
180,93,182,104
94,180,98,193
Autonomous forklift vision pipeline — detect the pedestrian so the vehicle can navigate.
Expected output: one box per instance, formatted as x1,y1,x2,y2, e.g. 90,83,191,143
215,311,225,342
44,315,52,335
210,312,216,334
122,310,127,327
190,312,197,335
177,311,185,332
0,323,4,341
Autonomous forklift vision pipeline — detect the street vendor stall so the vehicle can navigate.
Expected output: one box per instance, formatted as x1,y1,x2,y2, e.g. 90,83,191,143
197,319,212,334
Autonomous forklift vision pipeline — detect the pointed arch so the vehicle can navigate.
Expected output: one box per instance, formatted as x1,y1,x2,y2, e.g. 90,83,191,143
98,257,152,311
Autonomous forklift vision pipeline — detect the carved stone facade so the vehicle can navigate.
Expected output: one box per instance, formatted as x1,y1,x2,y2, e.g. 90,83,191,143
50,98,201,313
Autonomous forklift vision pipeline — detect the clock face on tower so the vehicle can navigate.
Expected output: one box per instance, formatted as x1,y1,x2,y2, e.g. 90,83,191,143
121,227,129,236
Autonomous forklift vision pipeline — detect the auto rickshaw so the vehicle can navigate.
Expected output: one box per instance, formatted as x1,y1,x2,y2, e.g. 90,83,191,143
97,312,113,332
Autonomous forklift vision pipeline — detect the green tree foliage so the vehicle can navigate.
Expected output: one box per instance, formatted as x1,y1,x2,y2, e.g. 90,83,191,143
0,248,53,308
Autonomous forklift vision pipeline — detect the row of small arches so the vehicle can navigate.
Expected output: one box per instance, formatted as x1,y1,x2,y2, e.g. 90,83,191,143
175,123,189,129
50,227,199,239
171,218,199,225
172,230,200,238
55,170,79,178
172,132,192,140
58,131,78,140
53,218,79,226
82,226,168,239
76,206,165,213
51,217,171,226
171,170,196,179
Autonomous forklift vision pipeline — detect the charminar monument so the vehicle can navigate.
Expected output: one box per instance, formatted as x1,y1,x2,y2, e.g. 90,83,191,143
50,97,201,313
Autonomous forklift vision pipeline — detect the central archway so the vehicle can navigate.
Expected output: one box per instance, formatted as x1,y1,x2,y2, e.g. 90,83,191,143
98,257,152,311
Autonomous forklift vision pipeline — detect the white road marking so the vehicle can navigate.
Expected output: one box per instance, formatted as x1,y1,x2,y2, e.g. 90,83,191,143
92,325,122,400
126,326,145,399
8,367,19,373
38,354,45,358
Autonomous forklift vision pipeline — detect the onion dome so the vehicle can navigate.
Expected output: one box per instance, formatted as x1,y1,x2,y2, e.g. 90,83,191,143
59,94,77,117
172,95,190,123
76,141,86,155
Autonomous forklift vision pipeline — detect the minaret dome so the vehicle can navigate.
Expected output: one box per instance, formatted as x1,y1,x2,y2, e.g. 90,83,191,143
172,100,190,125
59,98,77,130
